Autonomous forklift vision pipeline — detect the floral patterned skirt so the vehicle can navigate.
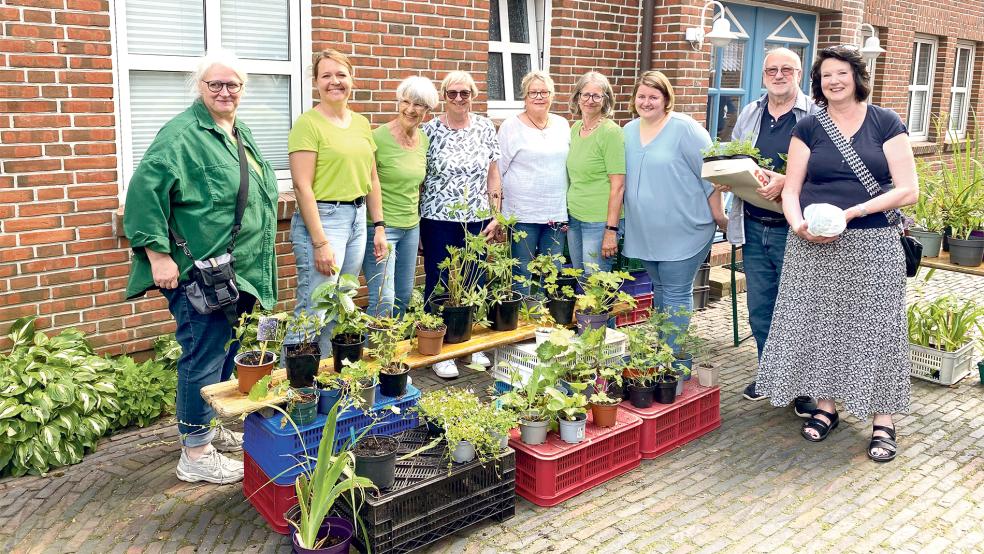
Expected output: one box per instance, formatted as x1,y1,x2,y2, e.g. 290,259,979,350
757,227,910,419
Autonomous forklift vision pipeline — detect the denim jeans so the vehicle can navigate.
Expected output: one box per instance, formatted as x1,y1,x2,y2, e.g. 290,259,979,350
362,224,420,318
511,222,566,296
568,216,623,275
289,203,367,356
419,218,487,305
163,286,255,447
742,218,789,358
641,238,713,350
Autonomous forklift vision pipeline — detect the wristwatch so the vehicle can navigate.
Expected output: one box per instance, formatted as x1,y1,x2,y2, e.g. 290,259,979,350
857,205,869,218
605,225,619,232
373,220,386,228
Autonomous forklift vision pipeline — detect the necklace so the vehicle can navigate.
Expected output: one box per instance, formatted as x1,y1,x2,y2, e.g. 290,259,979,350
524,112,548,131
581,118,603,135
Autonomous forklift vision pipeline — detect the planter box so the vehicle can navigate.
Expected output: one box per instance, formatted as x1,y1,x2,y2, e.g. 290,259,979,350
243,452,298,534
243,384,421,482
491,328,628,386
615,293,653,328
509,410,642,507
620,381,720,459
333,426,515,554
909,341,975,386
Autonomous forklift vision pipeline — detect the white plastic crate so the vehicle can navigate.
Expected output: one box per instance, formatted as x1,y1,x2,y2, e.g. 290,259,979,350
909,340,975,386
492,328,628,386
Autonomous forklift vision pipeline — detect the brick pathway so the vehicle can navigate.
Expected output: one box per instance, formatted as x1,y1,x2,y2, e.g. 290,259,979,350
3,271,982,553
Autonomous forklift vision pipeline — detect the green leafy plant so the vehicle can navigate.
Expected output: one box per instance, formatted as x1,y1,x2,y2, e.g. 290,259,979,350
366,315,413,373
113,356,177,428
483,212,523,307
415,388,506,465
701,138,774,169
575,266,635,316
517,253,580,300
230,310,287,364
621,318,677,385
907,295,984,352
926,115,984,239
311,273,371,341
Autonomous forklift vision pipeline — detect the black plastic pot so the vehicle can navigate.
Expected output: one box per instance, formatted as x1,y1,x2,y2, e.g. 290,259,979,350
378,363,410,398
555,276,578,297
331,333,365,373
489,291,522,331
627,383,655,409
285,342,321,388
354,435,400,490
425,418,445,438
673,352,693,380
655,377,679,404
548,297,576,325
431,299,475,344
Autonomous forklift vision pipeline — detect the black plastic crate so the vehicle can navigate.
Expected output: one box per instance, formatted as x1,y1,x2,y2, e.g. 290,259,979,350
334,426,516,554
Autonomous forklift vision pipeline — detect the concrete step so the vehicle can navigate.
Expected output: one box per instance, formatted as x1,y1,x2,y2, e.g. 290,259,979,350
709,266,745,299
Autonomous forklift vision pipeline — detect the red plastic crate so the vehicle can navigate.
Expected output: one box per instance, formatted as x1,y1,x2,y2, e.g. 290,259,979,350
509,410,642,507
615,293,653,327
620,381,720,459
243,451,297,534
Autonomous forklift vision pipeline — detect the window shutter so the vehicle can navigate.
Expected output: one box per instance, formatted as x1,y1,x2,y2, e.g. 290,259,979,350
220,0,290,61
128,71,194,170
237,74,292,170
125,0,204,57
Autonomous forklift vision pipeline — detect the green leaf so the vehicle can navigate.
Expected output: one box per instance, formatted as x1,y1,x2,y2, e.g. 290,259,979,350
0,399,23,419
91,381,117,395
45,382,75,406
8,316,37,350
40,425,61,451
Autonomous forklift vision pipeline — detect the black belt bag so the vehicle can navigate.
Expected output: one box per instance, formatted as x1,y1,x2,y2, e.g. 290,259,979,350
171,128,250,326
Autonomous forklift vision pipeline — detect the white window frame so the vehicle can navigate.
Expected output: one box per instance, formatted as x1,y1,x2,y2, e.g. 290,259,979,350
487,0,550,119
906,36,937,142
111,0,312,195
948,42,975,140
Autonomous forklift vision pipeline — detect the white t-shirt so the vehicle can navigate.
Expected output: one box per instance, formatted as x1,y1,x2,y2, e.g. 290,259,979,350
497,113,570,224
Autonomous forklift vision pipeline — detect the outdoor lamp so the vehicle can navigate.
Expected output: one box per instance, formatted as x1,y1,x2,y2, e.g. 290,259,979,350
685,0,738,49
859,23,885,62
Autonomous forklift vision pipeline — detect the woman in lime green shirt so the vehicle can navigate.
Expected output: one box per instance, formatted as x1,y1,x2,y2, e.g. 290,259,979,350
566,71,626,274
287,49,388,356
362,76,439,317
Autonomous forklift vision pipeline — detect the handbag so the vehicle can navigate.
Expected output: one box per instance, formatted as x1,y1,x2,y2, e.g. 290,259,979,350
815,109,922,277
170,127,251,325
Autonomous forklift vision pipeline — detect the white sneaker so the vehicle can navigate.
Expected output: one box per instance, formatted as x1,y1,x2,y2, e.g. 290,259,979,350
176,445,244,484
471,351,491,367
432,359,459,378
214,427,243,452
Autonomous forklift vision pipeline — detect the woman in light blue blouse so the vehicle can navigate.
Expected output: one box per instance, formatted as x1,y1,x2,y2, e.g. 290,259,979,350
622,71,728,347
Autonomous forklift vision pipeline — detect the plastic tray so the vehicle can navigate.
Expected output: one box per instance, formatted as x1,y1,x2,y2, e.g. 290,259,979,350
243,451,297,534
491,328,628,386
909,341,975,385
693,263,711,288
619,270,653,296
693,286,710,311
615,293,653,328
509,410,642,507
243,384,421,482
333,426,516,554
620,381,720,459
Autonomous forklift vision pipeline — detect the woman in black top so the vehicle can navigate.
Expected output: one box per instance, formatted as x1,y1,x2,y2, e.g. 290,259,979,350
756,46,918,462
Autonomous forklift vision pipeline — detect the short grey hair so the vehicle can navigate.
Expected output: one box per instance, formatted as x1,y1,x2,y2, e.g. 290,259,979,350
569,71,615,118
520,70,556,99
440,71,479,98
189,49,248,97
763,47,803,71
396,76,439,110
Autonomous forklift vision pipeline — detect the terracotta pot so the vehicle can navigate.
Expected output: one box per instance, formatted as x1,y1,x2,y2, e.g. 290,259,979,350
591,402,619,427
416,324,446,356
235,351,277,394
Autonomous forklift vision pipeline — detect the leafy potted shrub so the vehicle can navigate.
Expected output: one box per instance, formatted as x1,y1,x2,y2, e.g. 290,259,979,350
314,371,344,415
352,434,400,490
496,341,566,444
366,315,413,398
545,384,589,444
906,160,946,257
231,310,286,395
339,359,379,410
477,403,519,449
312,274,371,373
431,229,489,344
285,386,319,427
284,311,324,389
622,322,676,407
574,267,635,334
484,214,524,331
520,253,581,327
413,310,447,356
415,388,502,464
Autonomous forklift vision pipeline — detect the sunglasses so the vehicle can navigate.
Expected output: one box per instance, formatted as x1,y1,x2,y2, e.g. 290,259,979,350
445,89,472,100
202,80,243,94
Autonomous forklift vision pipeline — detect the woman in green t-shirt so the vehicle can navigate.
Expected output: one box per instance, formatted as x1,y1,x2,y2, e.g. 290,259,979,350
566,71,626,274
286,49,388,357
362,76,439,317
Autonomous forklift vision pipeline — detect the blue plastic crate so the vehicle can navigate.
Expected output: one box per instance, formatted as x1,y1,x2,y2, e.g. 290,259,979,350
244,384,421,483
493,380,513,394
619,270,652,296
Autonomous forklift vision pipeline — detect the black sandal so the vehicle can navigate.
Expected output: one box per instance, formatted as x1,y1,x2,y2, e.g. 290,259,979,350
801,409,839,442
868,425,898,463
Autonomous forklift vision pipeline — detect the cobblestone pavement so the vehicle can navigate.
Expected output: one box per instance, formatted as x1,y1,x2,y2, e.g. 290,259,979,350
2,270,983,554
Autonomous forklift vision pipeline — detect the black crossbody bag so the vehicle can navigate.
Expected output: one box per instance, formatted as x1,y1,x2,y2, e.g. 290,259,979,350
171,128,250,325
815,109,922,277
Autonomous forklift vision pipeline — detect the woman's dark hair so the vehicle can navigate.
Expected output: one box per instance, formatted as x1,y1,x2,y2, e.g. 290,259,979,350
810,46,871,106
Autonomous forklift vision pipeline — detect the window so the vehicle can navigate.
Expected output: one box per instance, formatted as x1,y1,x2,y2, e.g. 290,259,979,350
488,0,549,117
906,37,937,141
114,0,311,191
948,43,975,139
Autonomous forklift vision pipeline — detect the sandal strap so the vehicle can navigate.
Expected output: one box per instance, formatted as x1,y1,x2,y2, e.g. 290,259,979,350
872,425,896,440
803,417,832,434
869,437,897,452
813,408,837,420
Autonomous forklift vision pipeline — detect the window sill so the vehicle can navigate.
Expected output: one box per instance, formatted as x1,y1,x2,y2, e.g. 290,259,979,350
942,138,975,153
909,141,937,156
114,191,297,238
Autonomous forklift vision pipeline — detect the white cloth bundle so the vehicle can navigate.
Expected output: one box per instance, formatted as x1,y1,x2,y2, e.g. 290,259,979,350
803,203,846,237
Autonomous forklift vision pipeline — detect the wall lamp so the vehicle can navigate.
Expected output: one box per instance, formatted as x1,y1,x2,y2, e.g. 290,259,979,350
685,1,738,50
859,23,886,61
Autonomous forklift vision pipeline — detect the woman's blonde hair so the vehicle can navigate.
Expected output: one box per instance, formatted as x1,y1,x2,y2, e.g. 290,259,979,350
440,71,479,98
629,70,675,117
569,71,615,118
311,49,353,79
520,70,556,99
189,48,248,97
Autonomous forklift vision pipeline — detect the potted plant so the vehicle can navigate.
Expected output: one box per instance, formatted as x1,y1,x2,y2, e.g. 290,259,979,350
339,359,379,410
315,371,344,415
413,310,447,356
496,339,567,445
366,314,413,398
285,386,319,427
311,273,369,373
231,310,286,394
483,213,524,332
520,253,582,326
701,137,774,169
545,384,589,444
430,226,489,343
934,124,984,264
284,311,324,389
574,266,635,334
621,322,676,407
477,403,519,449
352,434,400,490
906,160,946,257
907,296,984,383
415,388,502,465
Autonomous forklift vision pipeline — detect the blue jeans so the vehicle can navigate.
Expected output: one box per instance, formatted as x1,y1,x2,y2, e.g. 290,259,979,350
362,224,420,318
742,219,789,358
419,218,487,306
163,286,255,447
568,216,623,275
511,222,566,296
289,203,367,356
641,238,713,350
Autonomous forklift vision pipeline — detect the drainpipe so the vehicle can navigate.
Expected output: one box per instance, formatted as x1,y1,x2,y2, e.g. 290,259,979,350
640,0,655,72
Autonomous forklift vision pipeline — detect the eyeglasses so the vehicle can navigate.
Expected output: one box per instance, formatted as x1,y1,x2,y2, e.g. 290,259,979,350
764,66,797,77
399,99,430,111
579,92,606,103
445,89,472,100
526,91,551,99
202,80,243,94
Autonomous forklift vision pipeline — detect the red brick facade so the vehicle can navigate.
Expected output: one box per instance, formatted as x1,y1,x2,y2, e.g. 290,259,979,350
1,0,982,354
